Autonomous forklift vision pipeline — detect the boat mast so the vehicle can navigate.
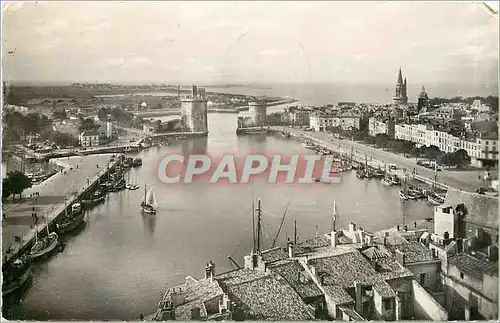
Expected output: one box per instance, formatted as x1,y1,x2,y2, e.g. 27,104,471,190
271,200,291,248
294,220,298,245
332,200,337,232
251,201,255,251
256,199,262,252
433,162,437,192
45,213,50,235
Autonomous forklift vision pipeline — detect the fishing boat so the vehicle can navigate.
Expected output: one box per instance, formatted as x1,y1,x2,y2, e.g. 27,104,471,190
364,170,373,179
57,203,85,234
81,189,106,206
141,185,158,215
303,140,315,149
372,170,384,179
390,175,401,186
281,126,291,138
141,141,152,149
30,217,58,260
126,171,139,190
2,255,32,296
381,177,393,186
428,192,445,205
123,157,133,168
399,190,409,200
356,170,365,178
133,158,143,167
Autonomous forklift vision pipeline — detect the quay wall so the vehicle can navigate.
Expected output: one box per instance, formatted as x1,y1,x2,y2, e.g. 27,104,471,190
3,158,118,268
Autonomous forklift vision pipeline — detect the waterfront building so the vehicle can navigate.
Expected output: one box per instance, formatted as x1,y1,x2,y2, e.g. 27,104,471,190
310,111,361,132
417,86,429,112
181,85,208,133
368,117,395,137
79,131,99,147
394,123,498,167
427,190,498,320
393,67,408,106
471,99,490,113
248,100,267,126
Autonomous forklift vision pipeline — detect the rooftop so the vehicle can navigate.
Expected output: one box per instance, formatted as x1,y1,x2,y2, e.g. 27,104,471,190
216,268,313,321
269,259,324,299
261,247,288,264
448,252,498,279
386,241,437,264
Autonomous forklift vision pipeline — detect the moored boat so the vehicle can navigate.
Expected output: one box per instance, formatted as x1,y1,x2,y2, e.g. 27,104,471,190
381,177,393,186
30,231,58,260
390,175,401,186
356,170,365,178
399,190,409,200
126,184,140,190
57,203,85,234
303,140,315,149
2,256,32,296
428,192,445,205
81,189,106,206
133,158,143,167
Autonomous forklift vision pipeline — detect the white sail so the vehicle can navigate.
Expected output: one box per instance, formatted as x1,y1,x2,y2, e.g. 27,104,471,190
146,187,157,208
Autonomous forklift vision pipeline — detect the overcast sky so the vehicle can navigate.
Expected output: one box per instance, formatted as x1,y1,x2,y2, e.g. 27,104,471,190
2,1,498,86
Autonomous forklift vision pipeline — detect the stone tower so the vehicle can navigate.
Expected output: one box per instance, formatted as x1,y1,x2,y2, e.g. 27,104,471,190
181,85,208,133
417,85,429,112
392,67,408,105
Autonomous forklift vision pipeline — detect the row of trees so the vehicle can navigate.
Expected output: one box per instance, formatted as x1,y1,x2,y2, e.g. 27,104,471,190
2,171,32,201
327,127,472,168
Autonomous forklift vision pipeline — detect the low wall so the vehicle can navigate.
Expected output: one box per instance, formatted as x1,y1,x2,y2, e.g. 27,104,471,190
412,280,448,320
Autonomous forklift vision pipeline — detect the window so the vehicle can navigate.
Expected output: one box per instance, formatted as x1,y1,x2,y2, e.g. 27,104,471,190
383,299,393,310
460,272,464,279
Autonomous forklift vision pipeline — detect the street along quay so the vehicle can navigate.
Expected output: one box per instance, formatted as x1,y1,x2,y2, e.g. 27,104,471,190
2,154,117,268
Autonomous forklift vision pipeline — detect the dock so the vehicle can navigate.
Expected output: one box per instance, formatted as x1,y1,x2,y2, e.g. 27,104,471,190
2,154,117,268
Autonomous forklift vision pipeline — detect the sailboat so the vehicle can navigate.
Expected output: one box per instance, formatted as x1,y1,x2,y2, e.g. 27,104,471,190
30,215,58,260
381,165,393,186
427,163,445,205
141,184,157,215
399,173,410,200
126,170,139,190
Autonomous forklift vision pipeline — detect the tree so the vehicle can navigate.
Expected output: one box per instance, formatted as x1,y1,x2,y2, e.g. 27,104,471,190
451,149,471,169
374,134,390,149
2,177,12,200
423,145,441,160
52,109,68,121
6,171,32,201
78,117,99,133
438,152,454,167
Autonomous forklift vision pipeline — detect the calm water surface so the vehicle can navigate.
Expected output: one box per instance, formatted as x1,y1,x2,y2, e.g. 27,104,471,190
4,113,433,320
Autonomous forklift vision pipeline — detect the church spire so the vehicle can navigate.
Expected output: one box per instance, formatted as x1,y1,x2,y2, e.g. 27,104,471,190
397,67,403,84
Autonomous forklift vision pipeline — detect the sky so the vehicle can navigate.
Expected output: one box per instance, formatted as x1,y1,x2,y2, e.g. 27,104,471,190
2,1,499,87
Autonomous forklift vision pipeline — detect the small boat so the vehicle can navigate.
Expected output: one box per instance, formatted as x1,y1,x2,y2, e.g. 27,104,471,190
428,192,445,205
141,141,152,149
303,141,315,149
126,184,140,190
399,190,409,200
2,256,32,296
30,231,58,260
177,135,187,140
390,176,401,186
57,203,85,234
381,177,393,186
364,171,373,179
407,191,418,200
372,171,384,179
141,184,158,215
123,157,133,168
133,158,143,167
356,170,365,178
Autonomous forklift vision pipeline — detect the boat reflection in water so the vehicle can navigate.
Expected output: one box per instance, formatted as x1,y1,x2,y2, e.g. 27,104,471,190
142,212,157,238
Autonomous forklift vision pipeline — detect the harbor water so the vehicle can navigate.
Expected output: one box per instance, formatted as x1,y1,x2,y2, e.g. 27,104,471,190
3,113,434,320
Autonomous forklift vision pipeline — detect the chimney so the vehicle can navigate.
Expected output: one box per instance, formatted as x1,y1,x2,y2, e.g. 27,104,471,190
456,239,463,253
395,249,405,266
488,245,498,262
365,235,373,245
397,225,400,231
205,261,215,280
191,307,201,320
354,282,363,315
331,231,338,247
349,222,357,233
383,232,389,246
287,238,295,258
192,85,198,97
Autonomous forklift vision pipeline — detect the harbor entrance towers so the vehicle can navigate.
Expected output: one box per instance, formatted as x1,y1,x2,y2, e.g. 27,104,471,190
248,99,267,126
181,85,208,133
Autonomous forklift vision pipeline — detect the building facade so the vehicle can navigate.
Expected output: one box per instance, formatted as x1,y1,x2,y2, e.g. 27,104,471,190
181,85,208,133
369,117,395,137
394,123,498,167
79,131,99,147
393,68,408,106
310,111,361,132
